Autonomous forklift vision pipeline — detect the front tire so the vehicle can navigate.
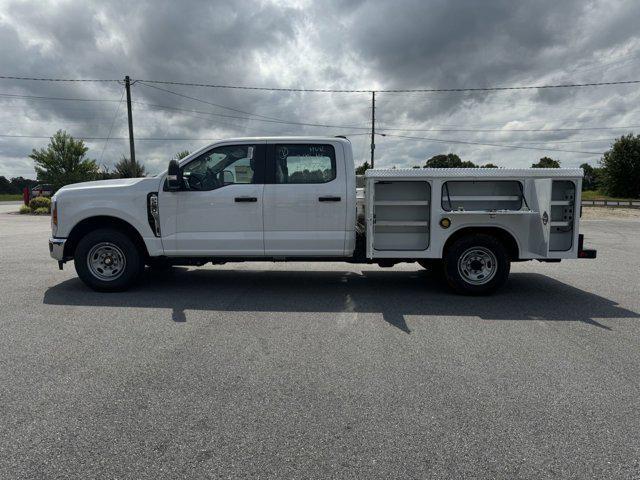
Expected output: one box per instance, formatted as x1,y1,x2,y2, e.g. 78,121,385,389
443,234,510,295
74,228,144,292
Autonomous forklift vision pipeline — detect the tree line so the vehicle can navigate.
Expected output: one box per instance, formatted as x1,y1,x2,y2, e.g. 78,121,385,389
356,134,640,198
2,130,639,198
0,130,190,194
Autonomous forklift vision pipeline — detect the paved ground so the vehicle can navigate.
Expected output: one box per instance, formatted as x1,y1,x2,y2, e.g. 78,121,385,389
1,204,639,479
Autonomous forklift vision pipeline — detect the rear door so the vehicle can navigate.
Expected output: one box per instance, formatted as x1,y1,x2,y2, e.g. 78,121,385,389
263,141,347,256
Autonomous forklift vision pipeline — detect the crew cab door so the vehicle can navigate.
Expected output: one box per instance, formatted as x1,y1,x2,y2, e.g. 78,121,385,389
263,141,347,256
168,142,266,256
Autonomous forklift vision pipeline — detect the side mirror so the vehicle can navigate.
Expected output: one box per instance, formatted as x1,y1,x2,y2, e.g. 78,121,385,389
166,159,182,191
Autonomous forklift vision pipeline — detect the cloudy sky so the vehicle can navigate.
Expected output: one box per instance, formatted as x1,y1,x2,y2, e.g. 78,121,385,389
1,0,639,177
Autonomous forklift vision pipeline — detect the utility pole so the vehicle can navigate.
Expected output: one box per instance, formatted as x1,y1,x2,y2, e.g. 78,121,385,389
124,75,135,165
370,91,375,169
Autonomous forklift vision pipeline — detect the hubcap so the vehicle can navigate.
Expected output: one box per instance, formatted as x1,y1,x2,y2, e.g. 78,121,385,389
457,247,497,285
87,242,126,281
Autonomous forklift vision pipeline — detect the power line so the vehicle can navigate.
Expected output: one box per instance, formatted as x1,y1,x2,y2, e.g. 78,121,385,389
0,92,121,102
133,100,370,130
0,88,371,131
2,89,635,134
132,99,640,134
514,137,616,145
377,124,640,133
2,74,640,93
137,82,291,123
0,87,637,134
98,87,126,164
141,103,288,136
0,133,221,141
137,78,640,93
2,132,600,154
2,88,621,131
0,76,120,83
377,132,602,155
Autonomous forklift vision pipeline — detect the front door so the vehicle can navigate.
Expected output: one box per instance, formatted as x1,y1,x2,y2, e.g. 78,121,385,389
263,141,347,256
173,142,266,256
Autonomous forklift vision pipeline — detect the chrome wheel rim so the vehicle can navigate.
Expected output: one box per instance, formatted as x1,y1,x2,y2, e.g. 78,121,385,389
87,242,126,281
457,247,497,285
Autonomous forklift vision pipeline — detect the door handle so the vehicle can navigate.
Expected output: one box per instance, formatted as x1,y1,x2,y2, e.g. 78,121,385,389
235,196,258,202
318,196,341,202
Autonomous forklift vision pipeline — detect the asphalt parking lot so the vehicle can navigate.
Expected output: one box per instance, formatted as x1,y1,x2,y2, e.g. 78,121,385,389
1,203,639,479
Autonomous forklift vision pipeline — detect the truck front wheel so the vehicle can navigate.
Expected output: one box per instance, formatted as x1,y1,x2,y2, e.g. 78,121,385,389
74,228,144,292
443,234,510,295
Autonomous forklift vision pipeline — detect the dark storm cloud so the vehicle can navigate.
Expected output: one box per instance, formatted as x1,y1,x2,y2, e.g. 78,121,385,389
0,0,639,175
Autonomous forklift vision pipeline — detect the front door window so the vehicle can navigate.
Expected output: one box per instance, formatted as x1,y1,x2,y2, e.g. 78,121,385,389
182,145,257,191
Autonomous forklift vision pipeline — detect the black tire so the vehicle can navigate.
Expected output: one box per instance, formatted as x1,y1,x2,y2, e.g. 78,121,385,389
443,234,510,295
74,228,144,292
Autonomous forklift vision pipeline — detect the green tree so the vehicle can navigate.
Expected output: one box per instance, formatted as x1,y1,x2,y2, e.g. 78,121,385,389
424,154,476,168
355,161,371,175
580,163,599,191
30,130,99,189
173,150,190,160
482,163,499,168
600,134,640,198
98,165,117,180
9,176,38,193
531,157,560,168
0,176,15,194
114,155,147,178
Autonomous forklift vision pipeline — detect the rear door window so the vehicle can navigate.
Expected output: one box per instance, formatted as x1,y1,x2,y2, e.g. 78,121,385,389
274,144,336,184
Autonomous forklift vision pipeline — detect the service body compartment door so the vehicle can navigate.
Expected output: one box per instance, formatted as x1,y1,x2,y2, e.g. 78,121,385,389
263,141,347,256
367,178,431,257
529,178,552,257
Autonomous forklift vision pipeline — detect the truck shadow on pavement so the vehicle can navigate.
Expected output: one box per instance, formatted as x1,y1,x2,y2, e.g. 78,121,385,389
43,269,638,333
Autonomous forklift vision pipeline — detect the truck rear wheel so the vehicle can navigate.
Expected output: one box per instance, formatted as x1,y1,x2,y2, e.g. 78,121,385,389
443,234,510,295
74,228,143,292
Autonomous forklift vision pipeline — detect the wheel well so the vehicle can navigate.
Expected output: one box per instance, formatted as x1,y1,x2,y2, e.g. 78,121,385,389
64,216,148,259
443,227,519,260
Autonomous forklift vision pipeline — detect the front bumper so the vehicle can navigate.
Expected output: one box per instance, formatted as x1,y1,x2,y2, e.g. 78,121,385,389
49,237,66,261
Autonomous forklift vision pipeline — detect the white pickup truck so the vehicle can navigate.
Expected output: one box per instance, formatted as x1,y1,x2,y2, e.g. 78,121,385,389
49,136,596,294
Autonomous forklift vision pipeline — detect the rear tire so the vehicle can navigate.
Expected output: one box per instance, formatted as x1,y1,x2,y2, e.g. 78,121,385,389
74,228,144,292
443,234,510,295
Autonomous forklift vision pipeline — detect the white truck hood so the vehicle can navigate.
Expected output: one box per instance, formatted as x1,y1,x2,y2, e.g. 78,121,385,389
56,177,160,193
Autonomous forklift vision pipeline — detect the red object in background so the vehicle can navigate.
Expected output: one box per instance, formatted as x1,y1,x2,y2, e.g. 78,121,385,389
22,186,30,205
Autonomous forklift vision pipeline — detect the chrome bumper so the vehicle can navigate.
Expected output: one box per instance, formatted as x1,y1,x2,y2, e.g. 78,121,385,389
49,237,66,261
